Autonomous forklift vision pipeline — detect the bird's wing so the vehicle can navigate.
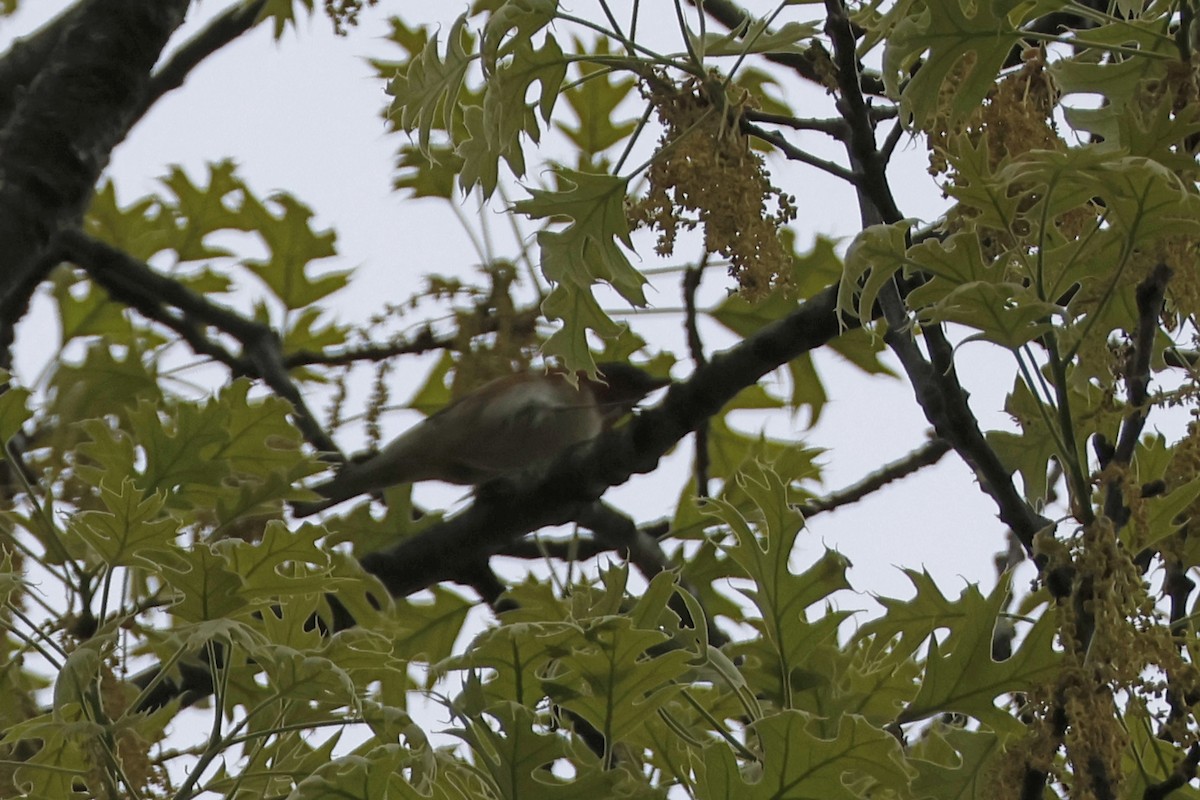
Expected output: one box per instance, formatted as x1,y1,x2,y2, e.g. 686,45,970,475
445,379,602,475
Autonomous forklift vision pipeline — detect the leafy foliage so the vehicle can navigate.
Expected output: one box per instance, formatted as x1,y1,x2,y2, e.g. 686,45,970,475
6,0,1200,797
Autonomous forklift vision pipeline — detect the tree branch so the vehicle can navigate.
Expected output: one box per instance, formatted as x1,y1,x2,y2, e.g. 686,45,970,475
798,436,950,516
822,0,1052,554
133,0,269,128
742,121,858,183
0,1,80,126
58,229,342,458
0,0,191,352
743,109,849,138
1103,262,1171,523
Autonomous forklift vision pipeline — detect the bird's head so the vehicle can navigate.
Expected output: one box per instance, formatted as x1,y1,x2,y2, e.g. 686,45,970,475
583,362,670,421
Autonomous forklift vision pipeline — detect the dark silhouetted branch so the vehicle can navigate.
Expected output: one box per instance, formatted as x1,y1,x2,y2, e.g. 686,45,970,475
59,229,341,458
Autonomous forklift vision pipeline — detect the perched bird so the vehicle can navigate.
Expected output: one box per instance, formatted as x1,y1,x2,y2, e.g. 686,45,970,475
292,362,668,517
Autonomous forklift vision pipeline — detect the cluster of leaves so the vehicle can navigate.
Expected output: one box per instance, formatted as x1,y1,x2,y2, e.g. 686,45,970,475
380,5,817,374
6,0,1200,797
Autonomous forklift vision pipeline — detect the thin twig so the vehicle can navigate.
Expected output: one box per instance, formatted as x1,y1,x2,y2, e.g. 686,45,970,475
742,120,857,182
744,109,848,138
683,260,710,497
798,437,950,516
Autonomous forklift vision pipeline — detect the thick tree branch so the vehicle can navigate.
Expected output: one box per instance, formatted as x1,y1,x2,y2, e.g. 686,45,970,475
0,0,191,354
1103,263,1171,523
0,2,79,126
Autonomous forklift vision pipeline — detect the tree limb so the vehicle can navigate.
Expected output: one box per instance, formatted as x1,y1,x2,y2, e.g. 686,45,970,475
824,0,1053,553
1103,262,1171,524
0,0,191,355
58,229,342,458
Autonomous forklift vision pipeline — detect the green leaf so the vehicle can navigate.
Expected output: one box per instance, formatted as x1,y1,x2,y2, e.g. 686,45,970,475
0,382,31,448
839,221,911,325
883,0,1026,127
158,161,250,261
481,0,557,72
515,168,647,373
910,726,1004,800
448,621,576,707
85,182,176,262
385,13,475,154
545,616,692,745
482,33,565,148
392,586,474,667
283,305,349,354
452,700,631,799
702,413,822,488
920,282,1060,349
219,522,331,600
698,18,820,57
48,343,162,431
897,575,1060,731
457,102,524,197
1049,22,1176,144
129,399,229,500
8,719,91,798
393,143,464,198
856,569,979,662
160,544,248,622
698,711,913,799
241,191,343,309
556,38,639,156
53,269,136,344
290,745,418,799
985,429,1058,506
707,466,851,707
256,0,315,39
67,480,177,568
1137,476,1200,554
257,644,358,705
214,379,310,479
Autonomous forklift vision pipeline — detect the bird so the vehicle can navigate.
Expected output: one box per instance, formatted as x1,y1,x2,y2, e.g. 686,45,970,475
291,362,669,517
